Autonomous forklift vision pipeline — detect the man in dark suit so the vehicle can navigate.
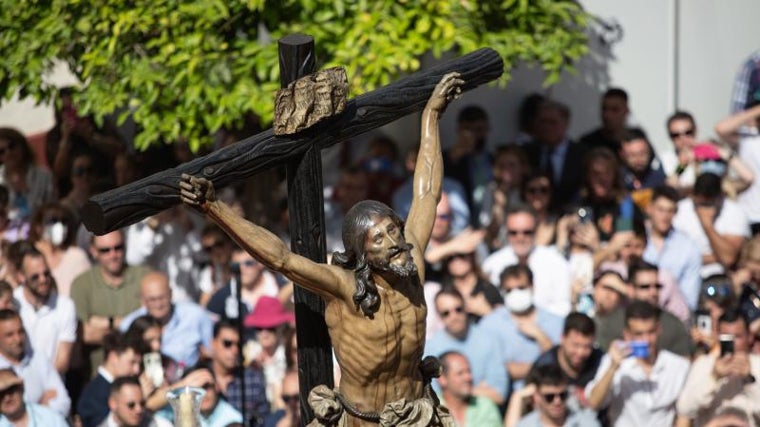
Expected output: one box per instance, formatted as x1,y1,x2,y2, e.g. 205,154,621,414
524,100,587,211
77,332,142,427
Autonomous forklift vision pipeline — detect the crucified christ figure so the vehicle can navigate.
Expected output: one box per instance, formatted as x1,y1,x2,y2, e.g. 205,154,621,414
180,73,463,427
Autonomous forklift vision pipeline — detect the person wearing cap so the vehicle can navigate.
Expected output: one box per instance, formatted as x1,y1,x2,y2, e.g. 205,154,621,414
243,296,293,407
206,319,268,423
0,368,68,427
673,172,751,277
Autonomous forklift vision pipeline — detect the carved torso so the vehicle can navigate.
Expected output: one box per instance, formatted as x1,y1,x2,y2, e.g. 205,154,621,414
324,275,427,422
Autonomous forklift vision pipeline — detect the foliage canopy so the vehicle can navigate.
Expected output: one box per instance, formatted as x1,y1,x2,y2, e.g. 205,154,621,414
0,0,591,150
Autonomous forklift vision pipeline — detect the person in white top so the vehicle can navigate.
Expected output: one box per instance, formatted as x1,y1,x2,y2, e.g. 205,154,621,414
586,300,690,426
715,100,760,234
13,245,76,375
672,172,750,277
482,205,571,316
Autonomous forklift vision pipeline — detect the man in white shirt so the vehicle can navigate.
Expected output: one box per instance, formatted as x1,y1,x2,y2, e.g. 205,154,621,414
482,205,571,316
586,300,690,426
13,246,76,375
672,172,750,277
0,310,70,416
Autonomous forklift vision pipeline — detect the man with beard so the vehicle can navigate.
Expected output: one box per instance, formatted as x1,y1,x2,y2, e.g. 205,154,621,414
179,74,464,427
13,246,76,375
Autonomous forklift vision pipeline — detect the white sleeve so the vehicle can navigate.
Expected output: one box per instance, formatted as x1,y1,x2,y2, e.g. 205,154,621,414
57,297,77,343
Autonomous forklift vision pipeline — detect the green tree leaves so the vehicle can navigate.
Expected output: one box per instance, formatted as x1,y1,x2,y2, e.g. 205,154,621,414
0,0,591,150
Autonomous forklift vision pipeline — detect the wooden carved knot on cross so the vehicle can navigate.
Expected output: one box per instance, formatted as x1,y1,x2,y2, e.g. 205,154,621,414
273,67,349,135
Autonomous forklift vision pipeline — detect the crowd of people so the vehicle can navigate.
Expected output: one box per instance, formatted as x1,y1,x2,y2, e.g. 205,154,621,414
0,56,759,427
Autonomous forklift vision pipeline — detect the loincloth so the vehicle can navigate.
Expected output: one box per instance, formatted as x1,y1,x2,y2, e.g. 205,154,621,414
306,385,455,427
307,356,455,427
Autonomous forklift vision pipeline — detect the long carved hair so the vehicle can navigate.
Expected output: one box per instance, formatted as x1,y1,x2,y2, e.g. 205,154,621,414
331,200,406,317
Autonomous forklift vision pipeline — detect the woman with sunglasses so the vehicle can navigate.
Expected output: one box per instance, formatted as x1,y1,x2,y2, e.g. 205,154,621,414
28,202,90,297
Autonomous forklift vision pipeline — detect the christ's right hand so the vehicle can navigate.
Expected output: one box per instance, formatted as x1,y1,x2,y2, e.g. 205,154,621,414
179,173,217,213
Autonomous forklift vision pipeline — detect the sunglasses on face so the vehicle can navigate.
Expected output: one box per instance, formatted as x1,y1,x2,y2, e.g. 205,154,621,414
221,339,240,349
125,400,145,410
541,390,569,403
44,217,65,225
439,306,464,318
202,382,216,390
282,394,299,404
0,384,21,398
28,270,52,283
704,283,732,297
507,229,535,237
0,141,17,157
96,243,125,254
668,128,695,139
634,283,663,290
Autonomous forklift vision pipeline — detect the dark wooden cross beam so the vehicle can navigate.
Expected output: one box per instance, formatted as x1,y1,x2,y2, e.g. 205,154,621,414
81,40,502,425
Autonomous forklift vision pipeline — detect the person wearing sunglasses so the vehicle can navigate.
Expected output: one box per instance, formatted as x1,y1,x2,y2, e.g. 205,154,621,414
13,246,77,375
436,351,502,427
426,289,508,406
0,368,68,427
206,248,280,322
71,230,150,380
263,370,300,427
586,301,690,426
203,320,268,426
483,205,572,317
101,376,164,427
509,363,600,427
663,111,699,192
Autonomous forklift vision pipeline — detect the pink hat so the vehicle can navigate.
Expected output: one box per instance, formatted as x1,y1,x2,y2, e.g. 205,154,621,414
693,143,722,161
244,297,294,329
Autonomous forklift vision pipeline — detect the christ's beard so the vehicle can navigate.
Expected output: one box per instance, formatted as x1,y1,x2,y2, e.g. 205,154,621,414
372,244,418,278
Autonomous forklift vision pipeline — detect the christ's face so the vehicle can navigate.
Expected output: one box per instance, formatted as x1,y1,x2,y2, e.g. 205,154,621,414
364,216,416,278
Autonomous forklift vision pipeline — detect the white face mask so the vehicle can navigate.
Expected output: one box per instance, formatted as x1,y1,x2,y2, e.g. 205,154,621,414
44,222,67,246
505,288,533,313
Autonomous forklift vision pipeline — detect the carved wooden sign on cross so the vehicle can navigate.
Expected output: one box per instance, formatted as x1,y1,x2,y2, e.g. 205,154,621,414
82,35,502,425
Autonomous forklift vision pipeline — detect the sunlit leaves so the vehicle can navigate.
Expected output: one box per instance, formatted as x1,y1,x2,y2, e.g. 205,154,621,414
0,0,590,150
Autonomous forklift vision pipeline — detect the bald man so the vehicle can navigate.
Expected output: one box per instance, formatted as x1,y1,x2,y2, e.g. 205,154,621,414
119,271,213,367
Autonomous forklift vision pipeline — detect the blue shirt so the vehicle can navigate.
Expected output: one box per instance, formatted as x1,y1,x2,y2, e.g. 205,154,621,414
223,367,270,422
0,403,69,427
426,324,509,399
120,302,214,367
644,227,703,310
392,177,471,234
515,408,601,427
478,307,564,390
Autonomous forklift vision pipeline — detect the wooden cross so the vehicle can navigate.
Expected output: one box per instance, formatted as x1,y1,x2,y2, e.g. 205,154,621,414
82,36,502,424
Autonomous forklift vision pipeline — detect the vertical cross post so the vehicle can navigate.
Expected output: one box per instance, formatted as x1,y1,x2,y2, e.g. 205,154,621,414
278,34,334,426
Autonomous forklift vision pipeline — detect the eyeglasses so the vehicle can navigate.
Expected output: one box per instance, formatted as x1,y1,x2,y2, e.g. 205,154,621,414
282,394,299,404
72,166,93,177
96,243,125,254
439,306,464,318
28,270,52,283
203,241,226,253
525,186,550,196
507,229,535,237
221,339,239,348
125,400,145,410
634,283,663,290
230,260,257,269
668,129,695,139
0,384,22,398
541,390,568,403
